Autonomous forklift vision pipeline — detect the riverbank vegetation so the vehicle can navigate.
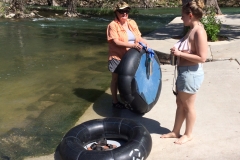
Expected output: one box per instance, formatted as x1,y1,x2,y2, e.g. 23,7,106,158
1,0,240,18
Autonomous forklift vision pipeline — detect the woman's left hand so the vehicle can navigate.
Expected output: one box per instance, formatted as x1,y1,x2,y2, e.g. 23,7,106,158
132,43,143,51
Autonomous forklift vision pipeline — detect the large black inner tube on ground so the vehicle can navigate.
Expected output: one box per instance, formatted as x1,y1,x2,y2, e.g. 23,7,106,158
117,48,162,114
59,117,152,160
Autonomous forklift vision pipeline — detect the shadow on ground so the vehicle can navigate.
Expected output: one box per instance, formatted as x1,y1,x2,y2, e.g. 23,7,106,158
91,92,170,135
53,91,170,160
73,88,106,102
145,23,183,40
220,24,240,39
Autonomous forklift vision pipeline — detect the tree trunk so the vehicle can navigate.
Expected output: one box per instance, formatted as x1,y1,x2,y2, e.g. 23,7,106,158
52,0,60,6
143,0,148,8
65,0,79,17
9,0,25,13
181,0,222,15
204,0,222,15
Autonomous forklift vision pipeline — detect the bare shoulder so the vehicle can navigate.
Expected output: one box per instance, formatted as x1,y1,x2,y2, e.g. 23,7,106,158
195,26,207,37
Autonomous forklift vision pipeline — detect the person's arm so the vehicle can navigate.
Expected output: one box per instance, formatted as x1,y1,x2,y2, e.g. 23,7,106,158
173,28,207,63
112,38,142,50
139,37,149,48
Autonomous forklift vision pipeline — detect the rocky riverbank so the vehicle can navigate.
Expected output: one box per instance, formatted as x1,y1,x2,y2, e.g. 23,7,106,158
1,0,239,18
24,0,240,8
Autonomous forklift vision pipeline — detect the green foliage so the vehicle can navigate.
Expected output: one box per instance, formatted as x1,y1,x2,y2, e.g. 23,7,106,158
0,2,7,17
160,0,181,7
49,6,65,11
130,8,139,15
168,0,181,7
200,6,222,42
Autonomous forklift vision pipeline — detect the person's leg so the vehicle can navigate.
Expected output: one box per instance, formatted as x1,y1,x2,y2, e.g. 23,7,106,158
110,72,126,109
111,72,118,104
174,92,196,144
160,93,185,138
109,59,125,109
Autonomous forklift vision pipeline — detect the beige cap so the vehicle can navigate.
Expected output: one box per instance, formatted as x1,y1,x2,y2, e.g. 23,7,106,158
115,1,131,11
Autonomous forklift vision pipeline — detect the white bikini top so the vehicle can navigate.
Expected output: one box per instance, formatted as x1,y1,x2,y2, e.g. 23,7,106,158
174,34,203,66
174,37,192,54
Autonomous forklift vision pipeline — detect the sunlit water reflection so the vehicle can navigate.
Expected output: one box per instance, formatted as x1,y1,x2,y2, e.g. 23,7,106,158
0,17,108,133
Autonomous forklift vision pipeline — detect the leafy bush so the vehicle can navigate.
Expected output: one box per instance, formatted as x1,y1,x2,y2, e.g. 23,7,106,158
200,6,222,42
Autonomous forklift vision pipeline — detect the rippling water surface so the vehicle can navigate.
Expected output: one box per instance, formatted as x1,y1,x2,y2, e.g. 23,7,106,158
0,9,177,159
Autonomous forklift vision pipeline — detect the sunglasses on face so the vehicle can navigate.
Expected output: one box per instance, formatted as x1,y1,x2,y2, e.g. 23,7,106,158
117,9,130,14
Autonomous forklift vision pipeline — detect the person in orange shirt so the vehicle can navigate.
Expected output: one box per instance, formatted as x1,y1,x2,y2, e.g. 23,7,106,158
107,1,148,109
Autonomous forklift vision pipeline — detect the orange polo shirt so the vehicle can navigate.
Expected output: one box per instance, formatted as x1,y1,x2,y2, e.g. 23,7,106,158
107,18,142,60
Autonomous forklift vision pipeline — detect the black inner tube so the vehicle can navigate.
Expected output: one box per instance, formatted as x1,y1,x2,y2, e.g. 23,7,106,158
117,48,162,114
59,117,152,160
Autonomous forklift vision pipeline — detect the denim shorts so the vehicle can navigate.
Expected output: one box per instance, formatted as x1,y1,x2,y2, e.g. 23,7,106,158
176,64,204,94
108,58,120,73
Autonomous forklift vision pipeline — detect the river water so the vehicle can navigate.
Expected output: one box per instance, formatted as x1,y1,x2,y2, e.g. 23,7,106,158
0,9,178,159
0,7,238,160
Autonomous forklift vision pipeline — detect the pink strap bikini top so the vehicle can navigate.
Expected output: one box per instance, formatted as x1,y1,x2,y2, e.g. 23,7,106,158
174,37,192,54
